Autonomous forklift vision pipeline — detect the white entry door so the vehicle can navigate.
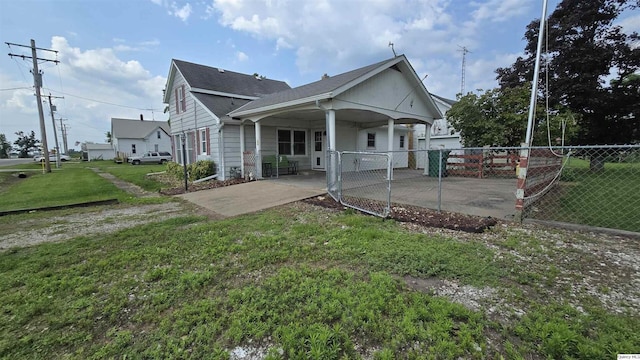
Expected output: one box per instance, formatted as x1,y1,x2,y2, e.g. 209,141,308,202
312,130,326,170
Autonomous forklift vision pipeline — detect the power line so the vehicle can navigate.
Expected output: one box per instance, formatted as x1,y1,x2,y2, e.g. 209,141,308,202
42,87,163,111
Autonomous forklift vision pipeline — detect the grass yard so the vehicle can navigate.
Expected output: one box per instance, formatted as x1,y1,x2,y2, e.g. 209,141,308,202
532,158,640,232
86,160,169,192
0,162,173,212
0,166,125,212
1,203,638,359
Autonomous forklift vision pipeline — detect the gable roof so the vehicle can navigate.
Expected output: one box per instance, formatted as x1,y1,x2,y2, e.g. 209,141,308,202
191,93,251,119
111,118,170,139
430,93,456,106
169,59,290,99
230,57,395,114
229,55,442,121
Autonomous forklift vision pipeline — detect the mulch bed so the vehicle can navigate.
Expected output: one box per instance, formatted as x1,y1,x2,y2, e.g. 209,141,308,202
159,179,248,195
304,195,498,233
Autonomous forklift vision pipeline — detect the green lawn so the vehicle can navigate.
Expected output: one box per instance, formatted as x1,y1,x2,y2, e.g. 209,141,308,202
531,158,640,232
1,205,637,359
84,160,169,191
0,161,174,212
0,166,126,212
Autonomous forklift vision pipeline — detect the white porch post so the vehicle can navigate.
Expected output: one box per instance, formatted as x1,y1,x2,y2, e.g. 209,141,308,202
423,123,431,175
240,123,245,178
255,120,262,179
327,109,337,191
387,118,394,180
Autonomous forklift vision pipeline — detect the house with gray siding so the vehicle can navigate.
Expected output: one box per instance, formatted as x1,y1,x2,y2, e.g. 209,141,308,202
164,55,443,181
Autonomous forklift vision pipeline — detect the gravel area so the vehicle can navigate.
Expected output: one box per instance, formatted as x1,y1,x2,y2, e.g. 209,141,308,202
0,203,187,251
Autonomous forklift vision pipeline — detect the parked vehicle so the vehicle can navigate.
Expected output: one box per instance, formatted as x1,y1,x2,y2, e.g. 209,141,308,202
128,151,172,165
33,154,71,162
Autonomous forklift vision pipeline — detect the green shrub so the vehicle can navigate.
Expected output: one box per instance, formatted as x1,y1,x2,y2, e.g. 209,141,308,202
166,160,217,181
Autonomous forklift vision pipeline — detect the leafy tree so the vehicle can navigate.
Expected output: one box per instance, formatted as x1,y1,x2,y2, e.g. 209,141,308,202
0,133,11,159
447,85,577,147
13,131,40,158
496,0,640,146
105,131,112,144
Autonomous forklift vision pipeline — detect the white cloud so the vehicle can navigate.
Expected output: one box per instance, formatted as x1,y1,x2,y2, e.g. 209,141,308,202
171,2,192,22
470,0,531,23
0,36,169,146
618,13,640,34
236,51,249,62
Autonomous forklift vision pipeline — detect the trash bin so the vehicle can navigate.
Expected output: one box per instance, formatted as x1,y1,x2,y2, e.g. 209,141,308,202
428,150,449,177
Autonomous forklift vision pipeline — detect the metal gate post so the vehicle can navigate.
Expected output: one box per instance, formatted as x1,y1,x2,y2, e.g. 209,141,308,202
437,148,443,212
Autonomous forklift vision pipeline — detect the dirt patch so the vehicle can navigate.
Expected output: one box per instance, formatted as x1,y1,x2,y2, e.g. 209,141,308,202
90,169,159,197
304,195,498,233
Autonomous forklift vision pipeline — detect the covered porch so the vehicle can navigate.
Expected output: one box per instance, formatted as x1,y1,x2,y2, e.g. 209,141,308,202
229,55,443,182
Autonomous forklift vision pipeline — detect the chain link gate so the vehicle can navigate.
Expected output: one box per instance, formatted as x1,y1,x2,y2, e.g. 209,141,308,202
327,150,392,218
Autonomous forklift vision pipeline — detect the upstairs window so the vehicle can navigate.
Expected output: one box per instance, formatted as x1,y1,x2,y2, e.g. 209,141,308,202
157,130,161,139
176,85,186,113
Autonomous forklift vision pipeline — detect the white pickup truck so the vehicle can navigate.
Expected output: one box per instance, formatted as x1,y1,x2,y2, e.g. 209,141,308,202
128,151,172,165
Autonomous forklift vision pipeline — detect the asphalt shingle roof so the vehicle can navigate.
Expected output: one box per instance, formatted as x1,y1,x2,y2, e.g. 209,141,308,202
230,57,397,114
173,59,291,97
430,93,456,106
111,118,170,139
192,93,251,118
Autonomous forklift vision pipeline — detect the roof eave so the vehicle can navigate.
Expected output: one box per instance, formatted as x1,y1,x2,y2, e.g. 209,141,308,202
229,92,333,117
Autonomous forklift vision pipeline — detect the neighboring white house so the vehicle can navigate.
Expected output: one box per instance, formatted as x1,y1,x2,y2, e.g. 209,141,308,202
413,94,462,151
111,117,171,159
85,143,115,161
164,55,443,180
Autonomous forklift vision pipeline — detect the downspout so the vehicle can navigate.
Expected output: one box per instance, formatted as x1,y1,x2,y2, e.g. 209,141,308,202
218,123,225,180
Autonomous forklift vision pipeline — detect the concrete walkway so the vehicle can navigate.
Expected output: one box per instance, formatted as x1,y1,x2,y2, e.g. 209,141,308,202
177,181,325,217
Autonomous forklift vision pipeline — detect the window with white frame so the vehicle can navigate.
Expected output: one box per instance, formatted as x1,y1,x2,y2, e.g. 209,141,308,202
200,129,207,154
157,130,161,139
367,133,376,148
399,135,405,149
277,129,306,156
174,135,183,164
131,144,136,154
176,86,186,114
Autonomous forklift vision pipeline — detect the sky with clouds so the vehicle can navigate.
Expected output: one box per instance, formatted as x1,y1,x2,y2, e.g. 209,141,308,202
0,0,638,150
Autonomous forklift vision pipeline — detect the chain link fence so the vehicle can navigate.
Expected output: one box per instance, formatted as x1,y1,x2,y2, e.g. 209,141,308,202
522,145,640,232
326,145,639,232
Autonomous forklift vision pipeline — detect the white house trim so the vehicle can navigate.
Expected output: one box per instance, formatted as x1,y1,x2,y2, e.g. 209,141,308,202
191,88,259,100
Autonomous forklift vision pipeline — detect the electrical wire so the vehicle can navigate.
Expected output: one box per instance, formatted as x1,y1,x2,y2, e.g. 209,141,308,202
41,87,163,111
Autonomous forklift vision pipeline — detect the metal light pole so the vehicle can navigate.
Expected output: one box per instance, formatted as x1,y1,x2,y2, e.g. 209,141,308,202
181,132,188,192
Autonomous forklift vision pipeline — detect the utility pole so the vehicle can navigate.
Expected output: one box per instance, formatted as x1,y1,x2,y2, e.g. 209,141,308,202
58,119,69,154
7,39,59,172
46,94,64,167
458,45,471,96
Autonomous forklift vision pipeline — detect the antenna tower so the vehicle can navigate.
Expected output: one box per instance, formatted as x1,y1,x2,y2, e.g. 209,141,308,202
458,45,470,95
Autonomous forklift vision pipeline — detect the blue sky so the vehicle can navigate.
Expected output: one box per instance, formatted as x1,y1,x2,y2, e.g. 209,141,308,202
1,0,638,149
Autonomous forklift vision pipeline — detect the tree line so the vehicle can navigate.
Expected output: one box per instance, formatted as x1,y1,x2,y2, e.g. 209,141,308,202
0,131,40,158
447,0,639,148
